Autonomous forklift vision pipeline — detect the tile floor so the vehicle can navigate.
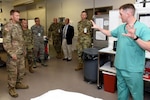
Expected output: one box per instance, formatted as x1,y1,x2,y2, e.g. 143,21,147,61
0,51,150,100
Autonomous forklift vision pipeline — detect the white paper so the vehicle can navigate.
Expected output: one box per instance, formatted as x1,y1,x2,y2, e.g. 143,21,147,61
95,18,103,28
95,18,106,40
96,31,106,40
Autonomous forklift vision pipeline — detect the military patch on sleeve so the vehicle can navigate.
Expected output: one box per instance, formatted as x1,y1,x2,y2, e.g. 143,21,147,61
4,27,9,32
2,23,12,37
3,26,9,36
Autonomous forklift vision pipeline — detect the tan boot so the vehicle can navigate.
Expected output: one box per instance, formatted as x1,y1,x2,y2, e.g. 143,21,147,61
8,87,18,97
15,82,29,89
29,66,34,73
75,63,83,71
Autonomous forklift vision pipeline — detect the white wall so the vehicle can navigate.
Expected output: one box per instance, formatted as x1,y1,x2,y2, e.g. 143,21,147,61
1,0,136,34
0,1,13,24
16,1,46,33
46,0,135,35
20,8,46,30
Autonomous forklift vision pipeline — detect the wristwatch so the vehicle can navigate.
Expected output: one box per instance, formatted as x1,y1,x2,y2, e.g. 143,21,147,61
134,36,139,41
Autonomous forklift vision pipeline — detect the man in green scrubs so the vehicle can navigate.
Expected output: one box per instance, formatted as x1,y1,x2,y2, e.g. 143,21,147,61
91,3,150,100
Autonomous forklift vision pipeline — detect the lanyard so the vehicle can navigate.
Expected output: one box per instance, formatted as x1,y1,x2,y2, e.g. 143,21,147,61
124,20,137,33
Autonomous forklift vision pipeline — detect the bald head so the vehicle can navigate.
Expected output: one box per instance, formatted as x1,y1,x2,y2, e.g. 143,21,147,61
65,18,70,25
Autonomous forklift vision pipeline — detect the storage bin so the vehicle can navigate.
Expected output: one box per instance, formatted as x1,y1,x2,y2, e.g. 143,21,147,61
103,71,116,93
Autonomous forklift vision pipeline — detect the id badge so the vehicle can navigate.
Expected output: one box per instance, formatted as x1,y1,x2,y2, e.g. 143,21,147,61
38,33,41,36
58,29,60,33
84,28,87,33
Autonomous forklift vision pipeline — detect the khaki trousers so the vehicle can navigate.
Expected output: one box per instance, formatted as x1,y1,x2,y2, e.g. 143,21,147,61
62,39,72,59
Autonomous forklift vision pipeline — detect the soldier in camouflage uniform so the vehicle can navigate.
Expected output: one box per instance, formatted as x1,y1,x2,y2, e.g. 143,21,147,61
31,17,47,67
75,11,92,71
48,18,63,59
21,19,35,73
2,10,29,97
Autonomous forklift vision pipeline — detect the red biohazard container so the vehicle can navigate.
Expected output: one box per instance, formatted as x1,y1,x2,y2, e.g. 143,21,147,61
103,71,116,93
145,68,150,73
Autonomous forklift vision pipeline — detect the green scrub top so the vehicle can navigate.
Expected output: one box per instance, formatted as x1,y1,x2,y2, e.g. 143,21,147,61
111,21,150,72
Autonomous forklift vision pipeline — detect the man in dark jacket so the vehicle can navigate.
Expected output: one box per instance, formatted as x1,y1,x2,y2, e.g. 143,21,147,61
62,18,74,61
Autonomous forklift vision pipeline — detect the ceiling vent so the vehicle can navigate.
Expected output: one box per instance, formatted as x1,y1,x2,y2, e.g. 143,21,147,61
13,0,34,6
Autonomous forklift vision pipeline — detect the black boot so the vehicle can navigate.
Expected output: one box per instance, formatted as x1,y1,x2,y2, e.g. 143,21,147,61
41,60,48,67
33,59,37,68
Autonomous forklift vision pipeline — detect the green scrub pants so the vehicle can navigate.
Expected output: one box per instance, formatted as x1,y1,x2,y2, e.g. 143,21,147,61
116,68,143,100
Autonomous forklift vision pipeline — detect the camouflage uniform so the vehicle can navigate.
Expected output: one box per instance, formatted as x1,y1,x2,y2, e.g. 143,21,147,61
22,29,35,72
76,19,92,69
31,25,45,63
2,21,26,88
48,22,63,58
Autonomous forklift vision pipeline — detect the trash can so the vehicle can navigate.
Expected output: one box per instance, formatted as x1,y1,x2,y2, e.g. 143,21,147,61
102,71,116,93
82,48,98,83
